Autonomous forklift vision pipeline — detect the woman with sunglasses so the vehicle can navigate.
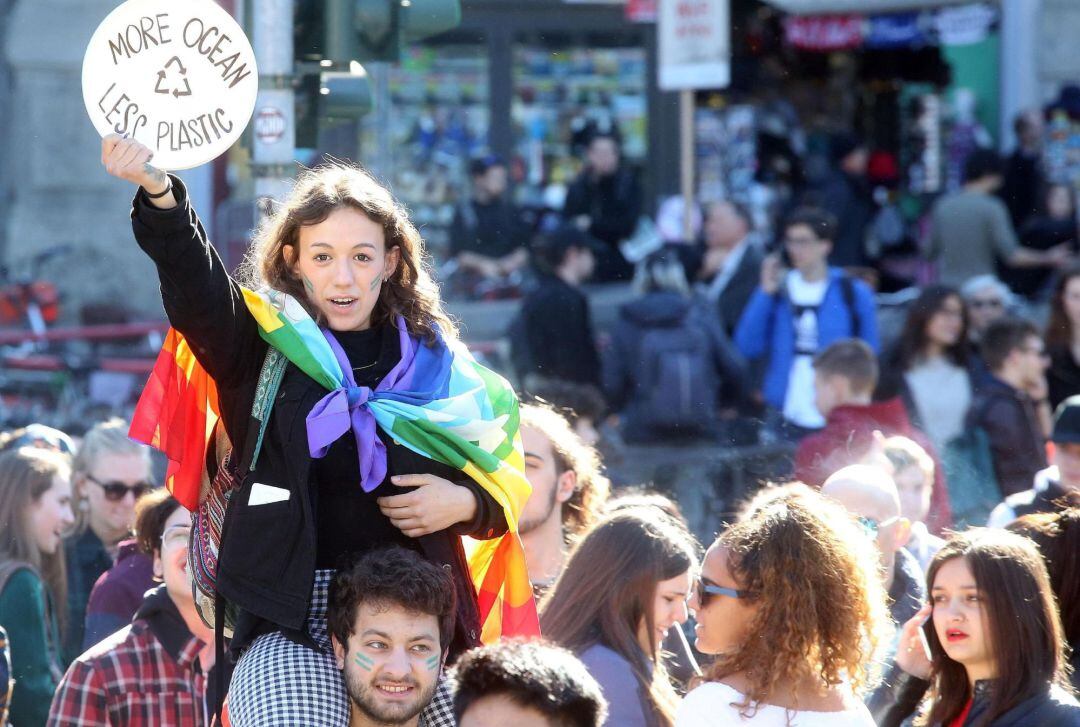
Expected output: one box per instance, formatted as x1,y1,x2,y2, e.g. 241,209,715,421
678,485,889,726
883,529,1080,726
1045,262,1080,409
0,447,75,727
50,488,229,725
63,418,155,664
541,509,698,727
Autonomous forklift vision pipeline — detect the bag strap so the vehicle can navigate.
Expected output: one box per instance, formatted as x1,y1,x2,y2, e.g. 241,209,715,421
839,275,862,338
211,346,286,724
237,346,288,475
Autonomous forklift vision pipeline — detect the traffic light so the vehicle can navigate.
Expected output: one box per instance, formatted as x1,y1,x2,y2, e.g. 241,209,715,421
292,0,461,144
316,0,462,66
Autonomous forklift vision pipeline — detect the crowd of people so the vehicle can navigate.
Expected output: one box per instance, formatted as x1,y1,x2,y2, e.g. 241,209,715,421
0,116,1079,727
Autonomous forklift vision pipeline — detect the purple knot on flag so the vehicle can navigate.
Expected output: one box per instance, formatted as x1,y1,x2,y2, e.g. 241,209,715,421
305,331,389,493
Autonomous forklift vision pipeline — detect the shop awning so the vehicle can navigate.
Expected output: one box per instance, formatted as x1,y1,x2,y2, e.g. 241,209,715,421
762,0,980,14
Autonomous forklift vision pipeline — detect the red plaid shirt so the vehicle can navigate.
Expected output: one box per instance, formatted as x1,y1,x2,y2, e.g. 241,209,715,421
48,589,207,726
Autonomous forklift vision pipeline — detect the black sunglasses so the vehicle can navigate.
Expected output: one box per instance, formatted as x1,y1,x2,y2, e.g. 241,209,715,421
695,576,753,606
86,474,153,502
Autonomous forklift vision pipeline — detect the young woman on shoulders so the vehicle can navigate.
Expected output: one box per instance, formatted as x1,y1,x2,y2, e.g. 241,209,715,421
101,134,532,726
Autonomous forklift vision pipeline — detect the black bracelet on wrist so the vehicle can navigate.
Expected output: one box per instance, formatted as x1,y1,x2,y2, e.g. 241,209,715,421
144,182,173,200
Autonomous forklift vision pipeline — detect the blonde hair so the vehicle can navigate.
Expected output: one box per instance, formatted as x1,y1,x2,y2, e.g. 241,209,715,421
73,418,150,477
519,404,609,537
72,418,152,535
240,161,458,344
0,447,72,620
883,436,934,484
633,253,690,296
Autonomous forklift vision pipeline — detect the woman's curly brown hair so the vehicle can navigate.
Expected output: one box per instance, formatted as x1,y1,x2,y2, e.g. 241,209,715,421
704,484,890,717
240,161,457,344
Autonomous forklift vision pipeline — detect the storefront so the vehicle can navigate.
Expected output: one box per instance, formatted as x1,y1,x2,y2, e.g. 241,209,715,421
354,0,679,257
688,1,1001,249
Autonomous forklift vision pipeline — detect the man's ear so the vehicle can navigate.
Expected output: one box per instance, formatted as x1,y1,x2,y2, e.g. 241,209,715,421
74,473,89,500
555,469,577,505
331,633,346,670
895,517,913,550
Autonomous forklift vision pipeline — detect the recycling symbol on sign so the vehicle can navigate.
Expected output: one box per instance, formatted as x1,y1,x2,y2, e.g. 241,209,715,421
154,56,193,98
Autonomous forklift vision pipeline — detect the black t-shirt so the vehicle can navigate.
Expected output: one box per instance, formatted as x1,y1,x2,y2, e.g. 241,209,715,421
450,199,524,259
313,324,420,569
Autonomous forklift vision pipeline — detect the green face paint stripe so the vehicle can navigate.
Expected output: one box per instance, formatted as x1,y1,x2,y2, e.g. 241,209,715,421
354,653,375,671
425,655,439,671
302,275,314,294
370,272,383,291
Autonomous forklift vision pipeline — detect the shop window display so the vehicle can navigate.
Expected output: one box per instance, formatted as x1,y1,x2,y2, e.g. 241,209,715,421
358,44,490,257
512,44,647,211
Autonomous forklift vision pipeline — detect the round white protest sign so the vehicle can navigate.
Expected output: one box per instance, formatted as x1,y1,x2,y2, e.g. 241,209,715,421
82,0,258,170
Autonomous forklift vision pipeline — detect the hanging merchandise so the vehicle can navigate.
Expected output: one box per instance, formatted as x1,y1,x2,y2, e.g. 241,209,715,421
901,90,943,196
784,15,863,51
932,3,997,46
944,88,993,191
695,104,756,204
512,45,648,205
1044,110,1080,189
359,45,490,254
864,12,928,50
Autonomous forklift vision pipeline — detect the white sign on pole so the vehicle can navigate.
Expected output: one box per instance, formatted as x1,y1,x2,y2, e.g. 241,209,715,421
658,0,731,91
81,0,259,170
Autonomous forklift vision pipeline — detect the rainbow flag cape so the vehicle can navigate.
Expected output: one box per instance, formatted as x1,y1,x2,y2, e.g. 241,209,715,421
130,287,539,641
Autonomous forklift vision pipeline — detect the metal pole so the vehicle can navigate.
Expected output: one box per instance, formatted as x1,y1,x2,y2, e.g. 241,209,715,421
680,89,695,241
368,61,392,179
251,0,296,203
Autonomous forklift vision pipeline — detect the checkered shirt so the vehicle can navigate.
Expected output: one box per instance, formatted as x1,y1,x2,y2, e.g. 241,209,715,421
47,617,207,726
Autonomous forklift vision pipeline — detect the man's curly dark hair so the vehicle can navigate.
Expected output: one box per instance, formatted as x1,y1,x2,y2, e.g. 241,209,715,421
453,640,607,726
327,546,456,653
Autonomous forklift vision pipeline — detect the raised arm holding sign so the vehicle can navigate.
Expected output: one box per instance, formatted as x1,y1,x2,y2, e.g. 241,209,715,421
101,134,175,209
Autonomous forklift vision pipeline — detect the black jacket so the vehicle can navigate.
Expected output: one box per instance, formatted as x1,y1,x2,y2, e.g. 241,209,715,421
875,674,1080,727
969,376,1048,499
1048,344,1080,410
512,273,601,388
806,169,873,268
449,198,526,260
1000,149,1045,229
692,243,764,336
131,178,507,659
562,166,642,282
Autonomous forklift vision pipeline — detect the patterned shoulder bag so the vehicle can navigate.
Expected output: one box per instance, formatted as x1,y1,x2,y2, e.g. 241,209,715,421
189,347,288,636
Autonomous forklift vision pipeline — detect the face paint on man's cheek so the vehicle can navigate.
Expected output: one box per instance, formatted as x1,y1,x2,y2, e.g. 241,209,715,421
354,652,375,672
425,654,440,672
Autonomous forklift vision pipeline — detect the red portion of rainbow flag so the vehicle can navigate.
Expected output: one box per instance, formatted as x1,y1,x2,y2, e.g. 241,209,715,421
129,328,219,512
